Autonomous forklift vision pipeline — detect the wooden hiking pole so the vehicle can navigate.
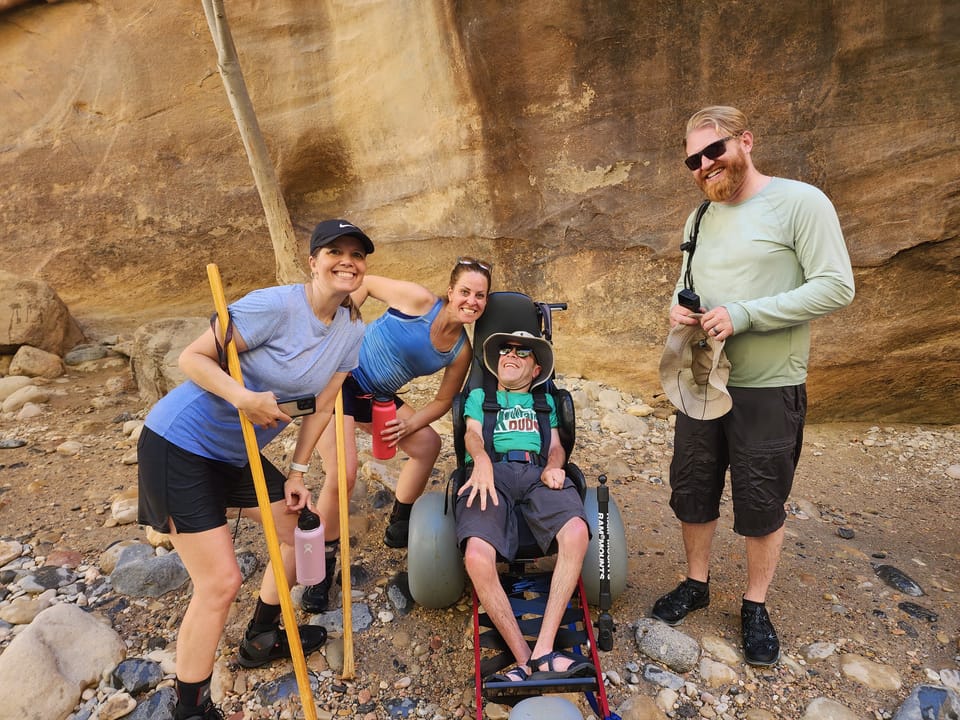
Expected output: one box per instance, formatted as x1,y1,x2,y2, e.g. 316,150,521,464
334,390,355,679
206,264,318,720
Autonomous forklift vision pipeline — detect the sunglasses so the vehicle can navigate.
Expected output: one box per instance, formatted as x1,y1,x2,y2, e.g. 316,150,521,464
684,136,737,171
499,345,534,359
457,256,493,273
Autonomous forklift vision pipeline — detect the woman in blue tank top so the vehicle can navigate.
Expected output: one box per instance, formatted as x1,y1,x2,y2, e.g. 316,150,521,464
302,257,492,614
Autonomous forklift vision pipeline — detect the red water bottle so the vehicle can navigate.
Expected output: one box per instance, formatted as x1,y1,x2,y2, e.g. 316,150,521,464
371,395,397,460
294,508,325,586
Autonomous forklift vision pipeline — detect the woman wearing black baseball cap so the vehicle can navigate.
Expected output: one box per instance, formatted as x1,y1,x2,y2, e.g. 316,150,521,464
137,219,372,720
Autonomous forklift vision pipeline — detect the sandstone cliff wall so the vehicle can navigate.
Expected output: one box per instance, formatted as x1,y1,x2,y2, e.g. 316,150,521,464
0,1,957,421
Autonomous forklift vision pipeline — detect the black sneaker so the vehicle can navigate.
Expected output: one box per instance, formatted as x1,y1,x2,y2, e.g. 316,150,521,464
383,519,409,548
237,622,328,668
301,575,332,614
741,600,780,666
177,701,224,720
651,578,710,625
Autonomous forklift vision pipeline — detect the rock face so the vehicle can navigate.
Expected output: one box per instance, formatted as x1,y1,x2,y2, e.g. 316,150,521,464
0,1,956,422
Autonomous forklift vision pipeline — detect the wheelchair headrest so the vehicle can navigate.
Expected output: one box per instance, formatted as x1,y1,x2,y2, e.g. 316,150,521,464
468,292,544,391
453,291,575,465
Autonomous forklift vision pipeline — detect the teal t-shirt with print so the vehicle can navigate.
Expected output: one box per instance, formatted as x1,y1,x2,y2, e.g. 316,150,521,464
463,388,558,462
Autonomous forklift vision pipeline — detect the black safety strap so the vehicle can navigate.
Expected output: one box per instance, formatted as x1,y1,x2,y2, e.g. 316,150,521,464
531,389,552,466
209,311,234,372
480,373,500,457
681,200,711,293
480,374,553,467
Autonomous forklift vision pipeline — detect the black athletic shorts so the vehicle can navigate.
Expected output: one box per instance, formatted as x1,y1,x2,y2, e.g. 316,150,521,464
668,384,806,537
341,374,403,423
455,462,588,561
137,427,286,534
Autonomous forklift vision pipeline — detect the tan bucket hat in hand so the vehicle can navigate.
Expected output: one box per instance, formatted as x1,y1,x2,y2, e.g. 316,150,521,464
659,321,732,420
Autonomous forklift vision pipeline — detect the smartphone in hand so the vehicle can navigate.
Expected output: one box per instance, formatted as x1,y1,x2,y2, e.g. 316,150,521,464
277,395,316,417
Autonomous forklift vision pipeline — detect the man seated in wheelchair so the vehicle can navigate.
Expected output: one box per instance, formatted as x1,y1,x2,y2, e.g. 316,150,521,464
455,329,595,682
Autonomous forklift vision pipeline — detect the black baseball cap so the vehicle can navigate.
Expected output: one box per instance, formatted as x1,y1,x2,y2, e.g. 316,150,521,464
309,219,375,255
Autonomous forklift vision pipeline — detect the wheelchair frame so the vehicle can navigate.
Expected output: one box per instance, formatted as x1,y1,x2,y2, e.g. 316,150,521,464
448,292,621,720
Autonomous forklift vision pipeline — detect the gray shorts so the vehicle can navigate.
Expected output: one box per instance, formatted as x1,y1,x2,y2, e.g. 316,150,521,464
668,384,806,537
455,462,588,560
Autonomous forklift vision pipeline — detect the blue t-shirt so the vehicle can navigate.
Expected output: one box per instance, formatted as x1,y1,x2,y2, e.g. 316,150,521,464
352,298,467,395
145,284,364,465
463,389,558,462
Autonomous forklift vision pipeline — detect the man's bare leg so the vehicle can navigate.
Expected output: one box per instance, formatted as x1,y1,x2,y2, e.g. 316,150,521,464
681,519,717,582
528,518,589,672
744,526,784,602
463,537,531,672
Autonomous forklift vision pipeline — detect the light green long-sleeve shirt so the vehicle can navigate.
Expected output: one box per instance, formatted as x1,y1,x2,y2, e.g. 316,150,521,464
674,177,855,388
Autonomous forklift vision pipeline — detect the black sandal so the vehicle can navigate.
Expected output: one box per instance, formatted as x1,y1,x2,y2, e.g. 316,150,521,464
528,650,595,679
237,623,327,668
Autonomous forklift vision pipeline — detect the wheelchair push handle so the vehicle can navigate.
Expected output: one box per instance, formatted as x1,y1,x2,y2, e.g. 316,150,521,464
536,302,568,345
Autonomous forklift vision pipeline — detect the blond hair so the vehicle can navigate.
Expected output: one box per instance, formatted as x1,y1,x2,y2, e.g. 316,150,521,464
685,106,748,143
340,295,362,322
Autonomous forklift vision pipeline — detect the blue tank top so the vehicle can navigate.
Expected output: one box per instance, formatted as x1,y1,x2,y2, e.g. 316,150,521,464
352,298,467,395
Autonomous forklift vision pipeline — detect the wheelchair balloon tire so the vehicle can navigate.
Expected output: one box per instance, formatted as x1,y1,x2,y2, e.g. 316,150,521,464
581,487,628,603
407,491,465,608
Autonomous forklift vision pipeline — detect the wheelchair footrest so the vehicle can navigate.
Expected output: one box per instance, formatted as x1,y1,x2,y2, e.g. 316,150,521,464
483,675,599,703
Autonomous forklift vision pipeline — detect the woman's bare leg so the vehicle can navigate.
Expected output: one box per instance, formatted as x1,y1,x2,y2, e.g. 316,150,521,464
169,522,242,682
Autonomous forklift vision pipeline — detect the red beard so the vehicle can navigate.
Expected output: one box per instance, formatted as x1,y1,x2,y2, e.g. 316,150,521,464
697,146,749,202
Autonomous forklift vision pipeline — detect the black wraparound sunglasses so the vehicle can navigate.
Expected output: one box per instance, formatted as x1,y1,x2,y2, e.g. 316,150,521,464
499,345,534,359
684,135,738,171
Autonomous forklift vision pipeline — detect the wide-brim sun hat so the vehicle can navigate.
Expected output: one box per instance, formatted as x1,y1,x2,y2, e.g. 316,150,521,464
658,322,732,420
483,330,554,389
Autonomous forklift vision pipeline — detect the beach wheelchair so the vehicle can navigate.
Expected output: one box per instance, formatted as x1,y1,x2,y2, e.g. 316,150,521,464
406,291,627,719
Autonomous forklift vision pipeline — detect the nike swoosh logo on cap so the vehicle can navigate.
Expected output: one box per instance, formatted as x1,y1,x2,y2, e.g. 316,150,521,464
339,223,354,229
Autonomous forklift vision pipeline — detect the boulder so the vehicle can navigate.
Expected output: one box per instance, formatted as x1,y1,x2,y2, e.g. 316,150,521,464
0,375,33,401
130,317,208,404
9,344,65,378
0,272,83,356
0,603,126,720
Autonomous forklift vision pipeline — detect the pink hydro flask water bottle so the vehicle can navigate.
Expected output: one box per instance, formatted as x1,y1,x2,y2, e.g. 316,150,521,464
295,508,325,586
371,395,397,460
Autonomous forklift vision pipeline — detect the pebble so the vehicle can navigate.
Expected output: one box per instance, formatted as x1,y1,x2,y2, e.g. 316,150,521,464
801,697,861,720
873,564,925,597
56,440,82,456
897,601,938,622
840,654,903,691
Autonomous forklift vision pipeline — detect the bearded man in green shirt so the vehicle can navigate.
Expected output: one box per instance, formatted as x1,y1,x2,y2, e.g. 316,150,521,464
653,106,855,666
